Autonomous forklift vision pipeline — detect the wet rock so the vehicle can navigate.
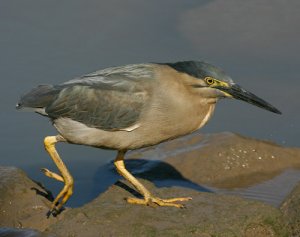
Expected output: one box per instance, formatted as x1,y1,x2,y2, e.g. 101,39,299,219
0,167,63,231
46,179,288,237
128,132,300,188
2,131,300,236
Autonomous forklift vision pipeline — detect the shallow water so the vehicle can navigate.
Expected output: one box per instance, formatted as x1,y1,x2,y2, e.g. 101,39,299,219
208,169,300,207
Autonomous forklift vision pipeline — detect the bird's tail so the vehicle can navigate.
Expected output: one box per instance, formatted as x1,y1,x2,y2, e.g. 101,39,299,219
16,85,59,112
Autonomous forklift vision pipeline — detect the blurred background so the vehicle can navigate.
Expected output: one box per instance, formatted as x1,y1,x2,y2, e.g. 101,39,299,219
0,0,299,206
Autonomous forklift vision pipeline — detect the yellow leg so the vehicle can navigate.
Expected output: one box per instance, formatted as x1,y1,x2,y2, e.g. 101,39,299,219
114,151,192,208
43,135,73,213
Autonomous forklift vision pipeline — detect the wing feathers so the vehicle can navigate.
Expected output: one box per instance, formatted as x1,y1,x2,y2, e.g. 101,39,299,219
18,64,155,131
45,65,154,130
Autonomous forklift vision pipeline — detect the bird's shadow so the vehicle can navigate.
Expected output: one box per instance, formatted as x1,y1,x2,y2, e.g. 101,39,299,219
31,181,54,202
32,159,212,208
114,180,143,199
92,159,212,200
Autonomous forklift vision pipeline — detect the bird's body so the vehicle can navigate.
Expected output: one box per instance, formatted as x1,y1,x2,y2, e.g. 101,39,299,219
19,63,217,150
17,61,281,215
53,64,215,150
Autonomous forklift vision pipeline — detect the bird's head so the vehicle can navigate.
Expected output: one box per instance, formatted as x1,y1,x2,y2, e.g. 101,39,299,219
166,61,281,114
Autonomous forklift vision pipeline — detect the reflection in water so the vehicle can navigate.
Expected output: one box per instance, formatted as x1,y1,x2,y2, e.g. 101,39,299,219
211,169,300,207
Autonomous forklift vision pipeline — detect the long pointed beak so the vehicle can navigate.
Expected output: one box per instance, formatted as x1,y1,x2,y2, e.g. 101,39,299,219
218,84,282,114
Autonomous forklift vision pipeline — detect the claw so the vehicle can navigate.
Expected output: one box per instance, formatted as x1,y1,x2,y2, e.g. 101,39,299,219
46,206,64,218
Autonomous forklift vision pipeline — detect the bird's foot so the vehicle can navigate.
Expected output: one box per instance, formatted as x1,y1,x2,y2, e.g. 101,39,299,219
48,182,73,216
41,168,73,216
126,196,192,208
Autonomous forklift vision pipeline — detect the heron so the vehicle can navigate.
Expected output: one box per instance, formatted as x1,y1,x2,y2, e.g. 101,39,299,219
16,61,281,214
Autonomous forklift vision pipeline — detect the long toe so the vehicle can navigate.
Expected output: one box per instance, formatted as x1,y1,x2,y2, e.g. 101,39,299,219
126,196,192,208
41,168,64,182
157,197,192,203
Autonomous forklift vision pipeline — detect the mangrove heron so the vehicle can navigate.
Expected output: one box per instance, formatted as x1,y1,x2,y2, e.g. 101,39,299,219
16,61,281,214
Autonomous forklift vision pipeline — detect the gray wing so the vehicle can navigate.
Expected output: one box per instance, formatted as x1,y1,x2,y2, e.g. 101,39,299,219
46,64,154,131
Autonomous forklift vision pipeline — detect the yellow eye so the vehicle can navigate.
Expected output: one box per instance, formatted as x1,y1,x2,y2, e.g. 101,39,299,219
205,77,215,85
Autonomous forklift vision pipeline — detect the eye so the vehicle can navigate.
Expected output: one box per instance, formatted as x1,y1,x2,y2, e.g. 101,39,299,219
205,77,215,85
